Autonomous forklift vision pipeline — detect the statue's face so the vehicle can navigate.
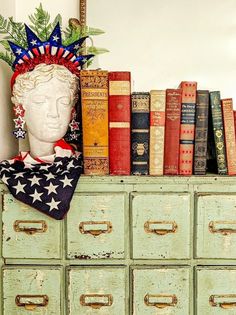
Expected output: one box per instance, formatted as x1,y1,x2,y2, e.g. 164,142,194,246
23,77,74,143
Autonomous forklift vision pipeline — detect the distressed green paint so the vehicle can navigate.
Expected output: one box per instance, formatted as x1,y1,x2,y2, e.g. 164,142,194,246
133,267,190,314
2,194,61,259
196,194,236,259
3,266,62,315
67,193,126,259
196,267,236,315
68,267,127,315
132,193,191,259
1,176,236,315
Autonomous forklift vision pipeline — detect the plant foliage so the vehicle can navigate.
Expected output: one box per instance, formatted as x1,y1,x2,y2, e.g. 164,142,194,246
0,3,108,68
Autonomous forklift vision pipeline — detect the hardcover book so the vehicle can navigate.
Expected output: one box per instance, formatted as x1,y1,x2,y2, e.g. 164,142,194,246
131,92,150,175
149,90,166,175
221,98,236,175
108,71,131,175
164,89,182,175
179,81,197,175
209,91,227,175
194,90,209,175
80,70,109,175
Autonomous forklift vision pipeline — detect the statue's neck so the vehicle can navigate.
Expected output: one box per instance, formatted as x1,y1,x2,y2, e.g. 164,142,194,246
28,132,55,158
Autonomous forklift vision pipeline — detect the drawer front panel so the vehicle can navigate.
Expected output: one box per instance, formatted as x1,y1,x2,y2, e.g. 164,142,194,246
132,193,190,259
133,268,190,315
67,193,126,259
196,268,236,315
2,194,61,259
68,267,127,315
3,267,62,315
196,194,236,258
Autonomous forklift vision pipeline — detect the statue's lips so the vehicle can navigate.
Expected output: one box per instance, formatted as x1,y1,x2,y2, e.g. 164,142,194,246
46,122,61,129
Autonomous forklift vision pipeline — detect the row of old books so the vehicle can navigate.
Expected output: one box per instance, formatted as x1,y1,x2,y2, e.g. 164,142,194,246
79,70,236,176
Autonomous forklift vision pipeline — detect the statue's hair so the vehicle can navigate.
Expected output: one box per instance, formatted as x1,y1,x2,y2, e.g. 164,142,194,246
11,63,79,106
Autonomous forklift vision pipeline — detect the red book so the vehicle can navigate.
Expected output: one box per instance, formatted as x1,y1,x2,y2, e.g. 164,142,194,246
222,99,236,175
234,111,236,141
164,89,182,175
179,81,197,175
108,72,131,175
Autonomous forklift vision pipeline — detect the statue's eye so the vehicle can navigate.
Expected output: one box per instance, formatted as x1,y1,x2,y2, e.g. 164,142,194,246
58,96,71,106
31,96,46,104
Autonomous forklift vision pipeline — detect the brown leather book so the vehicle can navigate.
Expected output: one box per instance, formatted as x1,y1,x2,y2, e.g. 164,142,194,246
164,89,182,175
194,90,209,175
80,70,109,175
221,99,236,175
209,91,227,175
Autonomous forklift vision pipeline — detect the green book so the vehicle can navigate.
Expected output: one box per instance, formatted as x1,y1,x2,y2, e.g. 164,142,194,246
209,91,227,175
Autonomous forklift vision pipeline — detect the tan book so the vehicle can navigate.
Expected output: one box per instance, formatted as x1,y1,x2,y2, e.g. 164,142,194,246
222,98,236,175
80,70,109,175
149,90,166,175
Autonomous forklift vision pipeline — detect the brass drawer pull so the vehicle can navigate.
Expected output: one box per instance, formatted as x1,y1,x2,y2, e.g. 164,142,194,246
80,294,113,309
144,221,178,235
144,294,178,309
15,295,49,310
210,294,236,309
79,221,112,236
14,220,48,235
209,221,236,235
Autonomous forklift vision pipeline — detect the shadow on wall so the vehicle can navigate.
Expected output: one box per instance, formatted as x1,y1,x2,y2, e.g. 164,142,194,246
0,61,18,161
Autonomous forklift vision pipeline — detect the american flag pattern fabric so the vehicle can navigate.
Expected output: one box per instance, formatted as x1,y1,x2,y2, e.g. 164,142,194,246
0,140,82,220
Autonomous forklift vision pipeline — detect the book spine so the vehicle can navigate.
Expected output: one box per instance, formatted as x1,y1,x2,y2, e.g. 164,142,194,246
234,111,236,141
194,90,209,175
80,70,109,175
179,81,197,175
149,90,166,175
221,98,236,175
209,91,227,175
164,89,182,175
108,71,131,175
131,92,150,175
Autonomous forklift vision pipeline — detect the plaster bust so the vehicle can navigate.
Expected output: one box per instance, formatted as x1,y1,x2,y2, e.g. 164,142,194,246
11,63,79,158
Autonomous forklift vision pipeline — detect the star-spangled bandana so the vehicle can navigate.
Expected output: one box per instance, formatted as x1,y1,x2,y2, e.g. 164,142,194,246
0,140,82,220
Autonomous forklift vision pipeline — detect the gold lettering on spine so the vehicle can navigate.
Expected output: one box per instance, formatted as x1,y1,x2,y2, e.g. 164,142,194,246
150,90,166,175
109,81,130,95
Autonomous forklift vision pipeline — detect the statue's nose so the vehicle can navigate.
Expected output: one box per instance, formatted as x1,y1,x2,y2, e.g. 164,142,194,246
47,101,59,118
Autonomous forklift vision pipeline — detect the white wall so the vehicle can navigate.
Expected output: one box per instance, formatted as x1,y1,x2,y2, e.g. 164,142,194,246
0,0,80,158
88,0,236,106
0,1,18,160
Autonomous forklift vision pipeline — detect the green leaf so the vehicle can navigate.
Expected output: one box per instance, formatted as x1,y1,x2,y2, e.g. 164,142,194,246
0,51,14,67
81,26,105,36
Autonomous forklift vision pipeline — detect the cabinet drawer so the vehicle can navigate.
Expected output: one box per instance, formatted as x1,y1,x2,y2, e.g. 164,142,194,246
67,193,126,259
3,266,62,315
2,194,61,259
133,267,190,315
196,194,236,259
196,267,236,315
68,267,127,315
132,193,190,259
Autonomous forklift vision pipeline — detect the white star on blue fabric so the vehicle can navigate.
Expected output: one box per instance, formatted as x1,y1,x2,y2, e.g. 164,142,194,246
13,181,26,195
14,172,25,179
60,175,73,188
45,173,55,181
45,182,58,195
30,189,43,203
30,39,37,45
53,35,59,42
29,175,41,187
16,48,22,55
47,197,60,212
